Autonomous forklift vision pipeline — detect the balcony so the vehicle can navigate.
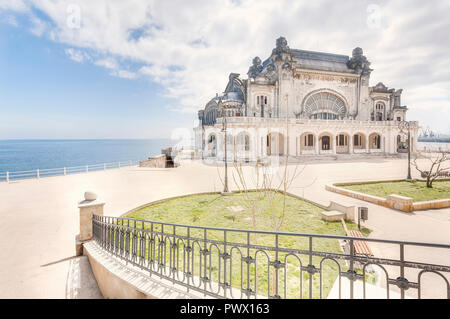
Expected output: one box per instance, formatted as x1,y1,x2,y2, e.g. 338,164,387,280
216,117,419,128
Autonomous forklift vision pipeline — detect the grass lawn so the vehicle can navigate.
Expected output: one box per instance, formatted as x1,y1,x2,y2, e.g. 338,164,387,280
342,180,450,202
124,191,371,298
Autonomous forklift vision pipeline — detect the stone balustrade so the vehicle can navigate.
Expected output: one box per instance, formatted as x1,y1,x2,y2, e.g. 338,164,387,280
216,116,419,128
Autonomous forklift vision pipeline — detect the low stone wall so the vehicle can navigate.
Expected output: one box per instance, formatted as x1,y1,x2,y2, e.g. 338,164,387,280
326,184,450,212
327,200,356,220
413,199,450,211
139,154,167,168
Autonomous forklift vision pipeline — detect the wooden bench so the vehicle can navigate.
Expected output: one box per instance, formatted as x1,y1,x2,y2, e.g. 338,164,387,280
341,219,374,257
346,230,374,257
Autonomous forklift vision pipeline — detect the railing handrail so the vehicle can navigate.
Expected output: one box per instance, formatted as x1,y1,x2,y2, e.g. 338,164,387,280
98,214,450,249
0,159,141,182
92,214,450,299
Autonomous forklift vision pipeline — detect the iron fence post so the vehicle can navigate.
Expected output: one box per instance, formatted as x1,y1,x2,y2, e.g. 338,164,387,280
400,243,405,299
309,236,313,299
350,239,354,299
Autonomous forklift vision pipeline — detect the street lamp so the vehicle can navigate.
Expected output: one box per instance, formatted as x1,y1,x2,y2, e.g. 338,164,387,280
222,114,230,194
398,120,412,181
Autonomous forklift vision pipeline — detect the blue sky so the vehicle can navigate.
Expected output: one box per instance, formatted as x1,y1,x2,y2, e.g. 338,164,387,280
0,1,449,139
0,18,192,139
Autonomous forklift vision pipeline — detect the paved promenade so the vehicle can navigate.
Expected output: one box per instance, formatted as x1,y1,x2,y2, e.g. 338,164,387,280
0,158,448,298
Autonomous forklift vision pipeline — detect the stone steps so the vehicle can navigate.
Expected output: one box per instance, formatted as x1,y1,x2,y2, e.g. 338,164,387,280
320,210,346,221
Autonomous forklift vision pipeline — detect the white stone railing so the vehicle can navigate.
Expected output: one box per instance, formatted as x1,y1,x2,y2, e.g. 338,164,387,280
216,117,419,128
0,160,140,183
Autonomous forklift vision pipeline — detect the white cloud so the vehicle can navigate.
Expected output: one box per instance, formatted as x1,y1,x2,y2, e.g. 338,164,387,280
29,16,49,36
65,48,91,63
1,14,19,26
0,0,28,12
94,57,118,70
3,0,450,133
115,69,137,79
94,57,137,79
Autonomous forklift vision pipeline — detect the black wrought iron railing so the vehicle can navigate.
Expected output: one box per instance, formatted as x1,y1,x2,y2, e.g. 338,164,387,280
92,214,450,299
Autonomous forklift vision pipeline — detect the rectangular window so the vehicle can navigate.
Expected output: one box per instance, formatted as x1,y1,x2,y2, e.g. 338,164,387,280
307,134,313,146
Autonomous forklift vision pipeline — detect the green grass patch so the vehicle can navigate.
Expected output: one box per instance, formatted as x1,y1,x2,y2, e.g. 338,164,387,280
122,191,371,298
341,180,450,202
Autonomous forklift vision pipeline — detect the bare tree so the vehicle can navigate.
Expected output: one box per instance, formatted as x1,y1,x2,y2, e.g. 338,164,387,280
218,100,316,296
412,150,450,188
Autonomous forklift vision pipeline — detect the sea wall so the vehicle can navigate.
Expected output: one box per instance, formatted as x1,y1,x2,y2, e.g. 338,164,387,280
139,154,167,168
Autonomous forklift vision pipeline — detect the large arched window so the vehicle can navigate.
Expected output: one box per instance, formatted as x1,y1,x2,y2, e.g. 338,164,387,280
303,92,346,120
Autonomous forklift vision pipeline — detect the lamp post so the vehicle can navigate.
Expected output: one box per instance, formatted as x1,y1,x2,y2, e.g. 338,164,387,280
398,121,412,181
222,114,230,194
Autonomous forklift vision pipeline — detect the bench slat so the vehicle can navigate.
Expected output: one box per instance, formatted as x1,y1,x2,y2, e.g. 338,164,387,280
346,230,374,256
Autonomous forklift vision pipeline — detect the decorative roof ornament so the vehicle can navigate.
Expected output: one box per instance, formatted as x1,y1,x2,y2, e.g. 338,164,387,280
347,47,372,75
282,62,292,70
393,89,403,107
247,56,263,78
372,82,395,94
266,63,275,72
374,82,388,91
272,36,291,55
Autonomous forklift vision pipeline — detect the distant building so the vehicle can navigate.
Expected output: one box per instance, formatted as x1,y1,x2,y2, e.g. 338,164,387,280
194,37,418,161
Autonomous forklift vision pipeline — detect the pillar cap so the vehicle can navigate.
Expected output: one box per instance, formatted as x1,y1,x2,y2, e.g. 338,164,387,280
78,191,105,208
84,191,97,201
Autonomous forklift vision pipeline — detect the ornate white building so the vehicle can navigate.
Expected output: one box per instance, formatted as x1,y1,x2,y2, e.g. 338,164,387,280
194,37,418,161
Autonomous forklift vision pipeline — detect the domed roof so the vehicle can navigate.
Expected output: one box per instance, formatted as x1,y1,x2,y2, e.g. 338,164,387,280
222,91,244,102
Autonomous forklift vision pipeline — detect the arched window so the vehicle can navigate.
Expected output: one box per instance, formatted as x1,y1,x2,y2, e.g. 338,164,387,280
244,135,250,151
255,95,268,106
304,92,346,119
305,134,314,146
376,102,385,121
336,134,348,146
354,135,362,146
255,95,268,117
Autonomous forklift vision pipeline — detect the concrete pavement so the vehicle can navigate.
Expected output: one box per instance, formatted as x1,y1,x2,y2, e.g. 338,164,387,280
0,158,448,298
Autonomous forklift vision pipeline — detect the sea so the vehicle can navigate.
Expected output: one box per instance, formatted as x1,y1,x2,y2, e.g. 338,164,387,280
0,139,448,174
0,139,172,173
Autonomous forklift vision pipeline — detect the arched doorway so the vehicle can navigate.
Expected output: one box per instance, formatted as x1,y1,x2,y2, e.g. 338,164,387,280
267,132,284,156
207,134,217,157
319,133,333,153
300,132,315,155
397,134,407,153
369,133,381,151
236,132,251,161
353,133,366,153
